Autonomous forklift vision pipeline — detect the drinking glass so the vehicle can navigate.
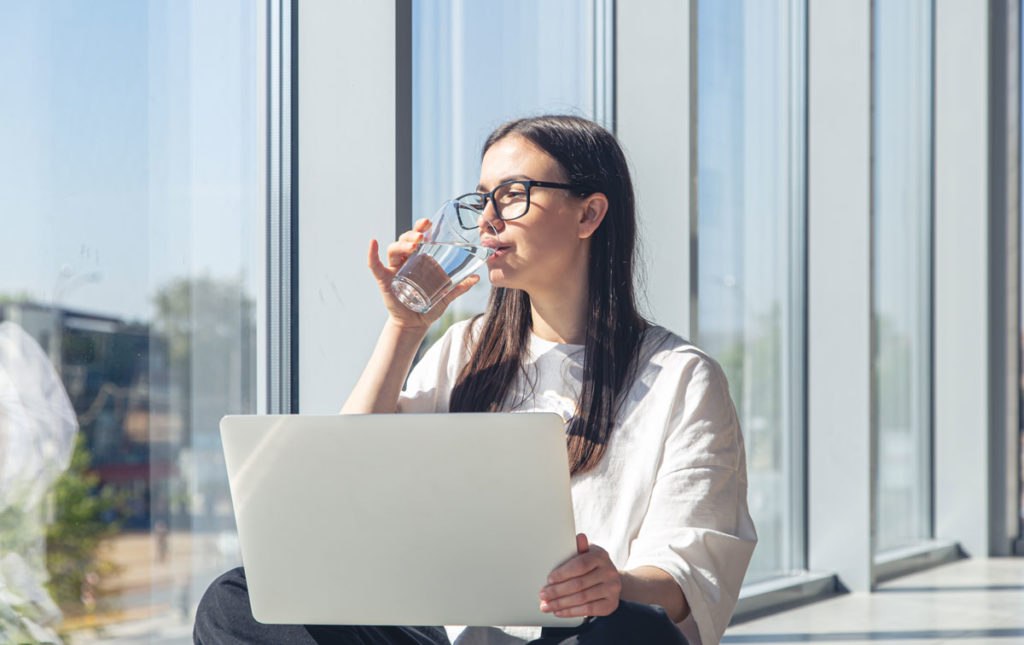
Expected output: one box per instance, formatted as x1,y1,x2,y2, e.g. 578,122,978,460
390,200,494,313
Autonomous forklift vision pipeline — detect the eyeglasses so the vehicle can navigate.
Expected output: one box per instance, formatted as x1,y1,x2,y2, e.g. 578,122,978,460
452,179,590,230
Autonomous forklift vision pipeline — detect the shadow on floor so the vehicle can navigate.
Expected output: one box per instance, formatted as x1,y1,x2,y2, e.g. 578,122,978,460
873,584,1024,593
722,628,1024,642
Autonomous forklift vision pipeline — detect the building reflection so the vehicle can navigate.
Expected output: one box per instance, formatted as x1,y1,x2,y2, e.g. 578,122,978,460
1,300,177,530
0,294,251,535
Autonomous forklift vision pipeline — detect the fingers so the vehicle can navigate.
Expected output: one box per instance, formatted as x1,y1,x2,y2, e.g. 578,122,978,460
397,229,425,244
541,544,620,617
539,565,621,617
541,561,618,601
386,240,420,268
389,223,430,268
437,274,480,309
544,597,619,619
539,577,619,618
367,240,391,283
547,545,607,584
576,533,589,554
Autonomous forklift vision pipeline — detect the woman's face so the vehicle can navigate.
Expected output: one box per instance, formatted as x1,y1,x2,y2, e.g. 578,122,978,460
476,135,598,293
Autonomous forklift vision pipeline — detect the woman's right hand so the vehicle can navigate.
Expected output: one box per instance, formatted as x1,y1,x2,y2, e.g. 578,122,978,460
367,217,480,331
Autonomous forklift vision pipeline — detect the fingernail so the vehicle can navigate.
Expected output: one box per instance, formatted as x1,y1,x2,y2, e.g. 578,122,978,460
539,602,550,612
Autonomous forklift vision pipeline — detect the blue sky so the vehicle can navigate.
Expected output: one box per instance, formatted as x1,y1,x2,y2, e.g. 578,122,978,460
1,0,941,338
0,1,260,321
412,0,598,316
2,0,593,322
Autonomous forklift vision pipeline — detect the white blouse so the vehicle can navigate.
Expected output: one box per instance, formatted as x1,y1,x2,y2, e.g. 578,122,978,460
397,320,757,645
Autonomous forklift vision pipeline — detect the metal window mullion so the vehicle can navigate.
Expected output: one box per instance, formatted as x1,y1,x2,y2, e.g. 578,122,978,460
688,0,699,341
927,0,938,543
988,0,1021,556
267,0,294,414
593,0,615,130
396,0,412,237
790,0,810,576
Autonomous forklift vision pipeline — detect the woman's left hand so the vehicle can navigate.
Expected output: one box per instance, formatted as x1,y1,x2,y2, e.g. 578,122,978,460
539,533,622,618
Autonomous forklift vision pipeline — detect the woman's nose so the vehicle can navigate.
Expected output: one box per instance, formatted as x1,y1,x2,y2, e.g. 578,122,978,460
478,202,502,236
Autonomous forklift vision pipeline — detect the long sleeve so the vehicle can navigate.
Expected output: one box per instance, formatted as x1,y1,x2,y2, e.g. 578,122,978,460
396,319,474,414
623,354,757,645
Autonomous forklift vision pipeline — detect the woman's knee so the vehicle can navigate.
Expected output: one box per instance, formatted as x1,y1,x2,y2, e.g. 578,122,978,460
211,566,248,587
194,567,252,640
198,567,249,607
579,600,687,644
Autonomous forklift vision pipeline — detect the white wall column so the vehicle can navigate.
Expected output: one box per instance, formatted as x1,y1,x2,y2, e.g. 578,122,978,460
298,0,401,412
933,0,993,558
615,0,695,338
806,0,874,592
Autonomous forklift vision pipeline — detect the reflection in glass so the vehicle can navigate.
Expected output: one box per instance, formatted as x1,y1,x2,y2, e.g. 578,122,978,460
0,2,262,640
872,0,934,556
0,321,78,643
696,0,807,583
412,0,605,340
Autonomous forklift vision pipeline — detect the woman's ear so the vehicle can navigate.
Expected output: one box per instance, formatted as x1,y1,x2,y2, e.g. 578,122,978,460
577,193,608,239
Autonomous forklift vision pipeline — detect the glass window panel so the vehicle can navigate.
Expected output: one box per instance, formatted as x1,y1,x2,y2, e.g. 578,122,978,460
0,2,263,640
872,0,934,556
412,0,605,343
696,0,807,582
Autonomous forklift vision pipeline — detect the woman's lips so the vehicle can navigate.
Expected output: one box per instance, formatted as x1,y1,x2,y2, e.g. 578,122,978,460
481,238,511,259
486,245,511,260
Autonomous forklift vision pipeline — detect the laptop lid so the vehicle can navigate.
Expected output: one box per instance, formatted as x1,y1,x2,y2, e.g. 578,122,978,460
219,412,582,628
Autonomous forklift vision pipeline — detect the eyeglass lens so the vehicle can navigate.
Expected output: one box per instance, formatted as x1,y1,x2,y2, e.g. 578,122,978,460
455,181,530,228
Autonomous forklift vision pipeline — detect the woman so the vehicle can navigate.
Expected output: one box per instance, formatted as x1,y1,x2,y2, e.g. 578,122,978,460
194,115,756,645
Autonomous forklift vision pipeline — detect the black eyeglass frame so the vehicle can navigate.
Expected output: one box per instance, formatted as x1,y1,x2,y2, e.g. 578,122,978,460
452,179,593,230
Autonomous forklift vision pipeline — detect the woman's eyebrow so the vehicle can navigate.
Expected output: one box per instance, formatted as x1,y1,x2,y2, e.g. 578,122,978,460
475,174,532,192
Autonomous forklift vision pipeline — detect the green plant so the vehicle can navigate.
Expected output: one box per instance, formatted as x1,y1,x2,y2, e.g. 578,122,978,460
0,435,122,640
44,434,124,612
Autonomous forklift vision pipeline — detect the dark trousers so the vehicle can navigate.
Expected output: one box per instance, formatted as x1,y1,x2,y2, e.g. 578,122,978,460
194,567,688,645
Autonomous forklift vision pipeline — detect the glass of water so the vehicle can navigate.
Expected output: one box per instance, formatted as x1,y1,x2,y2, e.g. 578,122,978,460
390,200,495,313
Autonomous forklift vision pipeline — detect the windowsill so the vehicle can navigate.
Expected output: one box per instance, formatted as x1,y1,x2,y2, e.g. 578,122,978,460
729,541,965,626
731,571,840,623
873,540,962,583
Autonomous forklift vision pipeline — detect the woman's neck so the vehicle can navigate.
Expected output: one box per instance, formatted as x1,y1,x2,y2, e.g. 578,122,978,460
528,280,589,345
524,237,591,345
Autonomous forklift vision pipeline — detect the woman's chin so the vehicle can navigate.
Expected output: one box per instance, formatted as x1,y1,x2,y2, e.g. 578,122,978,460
488,263,532,291
487,268,509,288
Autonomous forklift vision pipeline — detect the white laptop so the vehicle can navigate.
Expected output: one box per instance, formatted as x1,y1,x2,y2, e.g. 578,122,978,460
219,412,583,628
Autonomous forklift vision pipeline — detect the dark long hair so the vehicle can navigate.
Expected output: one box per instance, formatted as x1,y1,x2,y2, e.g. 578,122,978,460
448,115,649,476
